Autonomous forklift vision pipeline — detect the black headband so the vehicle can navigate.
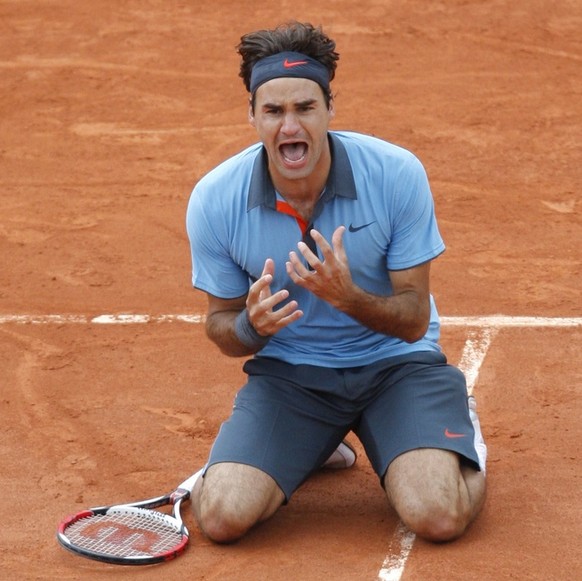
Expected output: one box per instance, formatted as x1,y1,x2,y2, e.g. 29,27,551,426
249,51,330,94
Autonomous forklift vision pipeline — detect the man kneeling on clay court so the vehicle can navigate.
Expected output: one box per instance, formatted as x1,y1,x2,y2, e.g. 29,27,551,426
186,21,487,543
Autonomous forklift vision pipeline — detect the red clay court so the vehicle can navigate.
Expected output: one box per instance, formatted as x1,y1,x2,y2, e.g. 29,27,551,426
1,1,580,579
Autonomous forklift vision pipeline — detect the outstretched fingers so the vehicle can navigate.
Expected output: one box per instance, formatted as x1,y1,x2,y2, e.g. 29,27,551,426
247,259,303,335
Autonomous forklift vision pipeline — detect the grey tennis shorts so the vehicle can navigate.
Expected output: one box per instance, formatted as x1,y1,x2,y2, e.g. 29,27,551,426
206,351,480,500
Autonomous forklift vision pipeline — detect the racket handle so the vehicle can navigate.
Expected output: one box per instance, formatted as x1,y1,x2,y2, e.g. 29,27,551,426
177,468,205,494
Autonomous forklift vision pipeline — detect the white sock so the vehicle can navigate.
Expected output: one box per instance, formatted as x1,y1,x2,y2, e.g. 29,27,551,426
468,396,487,474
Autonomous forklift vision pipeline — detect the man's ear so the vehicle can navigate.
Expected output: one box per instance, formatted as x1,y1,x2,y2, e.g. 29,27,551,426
328,99,336,120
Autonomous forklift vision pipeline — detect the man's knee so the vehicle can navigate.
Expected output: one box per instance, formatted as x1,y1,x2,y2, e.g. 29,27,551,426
399,499,468,542
192,463,285,544
196,490,253,543
384,449,483,543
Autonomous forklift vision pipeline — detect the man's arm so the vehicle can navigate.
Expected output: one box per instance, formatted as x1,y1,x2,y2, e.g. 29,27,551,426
338,263,431,343
205,294,254,357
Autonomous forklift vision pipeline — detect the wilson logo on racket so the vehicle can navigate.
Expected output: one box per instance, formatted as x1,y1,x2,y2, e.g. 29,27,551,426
81,521,161,553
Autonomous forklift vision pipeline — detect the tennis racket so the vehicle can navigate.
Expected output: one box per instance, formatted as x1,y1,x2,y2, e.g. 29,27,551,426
57,469,203,565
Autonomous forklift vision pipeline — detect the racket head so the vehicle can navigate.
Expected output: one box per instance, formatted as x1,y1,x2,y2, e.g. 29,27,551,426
57,504,189,565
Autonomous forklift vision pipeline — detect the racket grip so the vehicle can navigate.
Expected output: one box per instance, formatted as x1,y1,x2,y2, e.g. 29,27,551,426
177,468,204,495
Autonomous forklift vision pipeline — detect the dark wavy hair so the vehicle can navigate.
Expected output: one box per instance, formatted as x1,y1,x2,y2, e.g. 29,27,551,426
237,21,339,108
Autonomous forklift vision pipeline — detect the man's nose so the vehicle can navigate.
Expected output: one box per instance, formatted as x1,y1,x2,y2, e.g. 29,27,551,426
281,112,300,134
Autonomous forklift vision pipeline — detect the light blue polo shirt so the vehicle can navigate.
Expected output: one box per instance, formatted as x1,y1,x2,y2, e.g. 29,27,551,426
186,131,446,367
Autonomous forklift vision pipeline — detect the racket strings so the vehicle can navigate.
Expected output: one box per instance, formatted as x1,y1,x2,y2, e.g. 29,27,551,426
64,508,184,558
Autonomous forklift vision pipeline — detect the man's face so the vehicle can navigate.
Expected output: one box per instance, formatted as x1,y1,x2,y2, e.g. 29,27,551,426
249,77,335,185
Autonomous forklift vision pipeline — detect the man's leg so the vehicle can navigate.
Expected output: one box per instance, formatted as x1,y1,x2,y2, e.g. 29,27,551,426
192,462,285,543
353,353,487,542
191,359,361,543
191,436,355,543
384,448,486,542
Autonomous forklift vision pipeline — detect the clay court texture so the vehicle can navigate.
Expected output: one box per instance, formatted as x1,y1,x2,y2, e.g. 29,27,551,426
1,1,580,579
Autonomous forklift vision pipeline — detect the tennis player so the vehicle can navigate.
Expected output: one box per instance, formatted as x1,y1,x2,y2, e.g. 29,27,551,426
186,21,487,543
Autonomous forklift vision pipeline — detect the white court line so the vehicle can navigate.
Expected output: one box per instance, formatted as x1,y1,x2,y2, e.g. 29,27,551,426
458,327,499,395
377,327,495,581
377,522,416,581
0,313,580,326
0,313,206,324
441,315,582,328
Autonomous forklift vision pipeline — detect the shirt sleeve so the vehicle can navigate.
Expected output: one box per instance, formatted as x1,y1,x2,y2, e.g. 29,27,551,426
386,155,445,271
186,185,250,299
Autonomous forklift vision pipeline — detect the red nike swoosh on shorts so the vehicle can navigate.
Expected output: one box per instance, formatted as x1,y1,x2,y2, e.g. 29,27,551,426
284,58,308,68
444,428,467,438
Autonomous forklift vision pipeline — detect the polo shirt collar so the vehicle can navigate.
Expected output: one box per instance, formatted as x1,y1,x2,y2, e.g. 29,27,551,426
247,132,357,211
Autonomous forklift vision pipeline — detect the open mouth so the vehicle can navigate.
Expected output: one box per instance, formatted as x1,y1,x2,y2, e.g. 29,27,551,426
279,141,308,165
